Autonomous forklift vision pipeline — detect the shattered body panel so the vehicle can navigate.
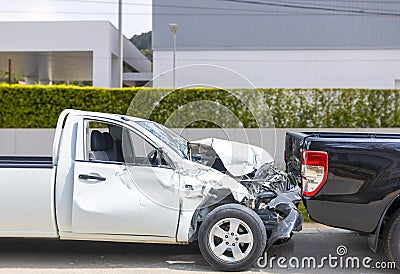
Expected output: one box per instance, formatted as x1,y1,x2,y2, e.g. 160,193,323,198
242,163,302,247
174,160,249,242
184,138,302,247
190,138,274,177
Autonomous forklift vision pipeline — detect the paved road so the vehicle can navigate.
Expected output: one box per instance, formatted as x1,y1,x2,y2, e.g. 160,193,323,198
0,226,397,273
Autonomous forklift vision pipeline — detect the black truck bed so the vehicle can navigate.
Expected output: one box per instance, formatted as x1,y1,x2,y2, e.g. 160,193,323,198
285,131,400,233
297,131,400,139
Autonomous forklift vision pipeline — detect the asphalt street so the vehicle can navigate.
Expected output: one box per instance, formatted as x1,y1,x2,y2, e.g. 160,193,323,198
0,224,397,273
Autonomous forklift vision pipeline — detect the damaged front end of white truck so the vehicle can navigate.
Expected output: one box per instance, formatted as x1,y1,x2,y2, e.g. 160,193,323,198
176,138,302,270
186,138,302,242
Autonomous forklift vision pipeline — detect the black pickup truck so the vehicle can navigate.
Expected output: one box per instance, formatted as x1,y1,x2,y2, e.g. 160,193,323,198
285,131,400,269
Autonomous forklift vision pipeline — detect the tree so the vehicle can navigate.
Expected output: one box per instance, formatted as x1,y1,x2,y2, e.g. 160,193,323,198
130,31,152,50
0,70,24,84
130,31,152,63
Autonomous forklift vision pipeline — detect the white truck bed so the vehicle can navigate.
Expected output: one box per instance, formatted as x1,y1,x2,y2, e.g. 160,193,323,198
0,157,57,237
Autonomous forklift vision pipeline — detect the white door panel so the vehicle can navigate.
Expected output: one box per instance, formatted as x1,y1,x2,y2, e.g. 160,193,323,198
127,165,178,209
72,161,180,237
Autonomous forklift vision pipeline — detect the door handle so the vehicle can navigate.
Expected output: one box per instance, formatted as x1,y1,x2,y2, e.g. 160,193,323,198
79,174,106,181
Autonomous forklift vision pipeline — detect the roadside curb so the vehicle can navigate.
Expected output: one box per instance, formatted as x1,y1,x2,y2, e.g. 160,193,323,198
301,223,352,234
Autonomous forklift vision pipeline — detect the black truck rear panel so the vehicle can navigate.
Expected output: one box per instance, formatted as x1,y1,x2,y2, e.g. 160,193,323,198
285,131,400,233
0,156,53,168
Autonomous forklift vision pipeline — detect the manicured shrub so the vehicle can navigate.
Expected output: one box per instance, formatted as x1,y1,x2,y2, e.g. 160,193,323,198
0,84,398,128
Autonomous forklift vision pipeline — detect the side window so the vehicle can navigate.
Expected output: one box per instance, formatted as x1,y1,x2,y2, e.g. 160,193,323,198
85,120,162,167
86,121,127,163
126,130,158,166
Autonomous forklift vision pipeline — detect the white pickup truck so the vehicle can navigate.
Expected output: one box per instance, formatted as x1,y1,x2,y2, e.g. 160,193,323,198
0,109,301,271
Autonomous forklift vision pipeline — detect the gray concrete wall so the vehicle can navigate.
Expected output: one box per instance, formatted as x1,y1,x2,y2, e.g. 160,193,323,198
153,0,400,51
0,129,55,157
2,128,400,167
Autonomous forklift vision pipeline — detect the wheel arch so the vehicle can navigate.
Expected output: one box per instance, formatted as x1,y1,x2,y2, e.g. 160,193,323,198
368,193,400,252
188,191,237,242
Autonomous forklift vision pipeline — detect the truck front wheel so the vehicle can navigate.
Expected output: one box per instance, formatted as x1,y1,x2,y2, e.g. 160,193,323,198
198,204,267,271
383,208,400,270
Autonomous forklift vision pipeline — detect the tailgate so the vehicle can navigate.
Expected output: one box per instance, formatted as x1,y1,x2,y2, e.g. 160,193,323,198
284,131,308,183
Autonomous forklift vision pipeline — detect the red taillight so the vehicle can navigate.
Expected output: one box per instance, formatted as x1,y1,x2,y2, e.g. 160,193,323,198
301,150,328,197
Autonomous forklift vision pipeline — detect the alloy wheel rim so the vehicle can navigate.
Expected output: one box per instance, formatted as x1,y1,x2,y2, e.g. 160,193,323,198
208,217,254,263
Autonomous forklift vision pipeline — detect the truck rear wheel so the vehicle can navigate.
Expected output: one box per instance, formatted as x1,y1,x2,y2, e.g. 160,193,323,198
383,208,400,270
198,204,266,271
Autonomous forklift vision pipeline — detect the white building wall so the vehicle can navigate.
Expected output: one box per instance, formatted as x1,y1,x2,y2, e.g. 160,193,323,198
0,21,151,88
93,49,112,87
153,49,400,88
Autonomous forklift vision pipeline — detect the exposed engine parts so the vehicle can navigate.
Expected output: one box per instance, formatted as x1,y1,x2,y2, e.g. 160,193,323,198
189,138,302,248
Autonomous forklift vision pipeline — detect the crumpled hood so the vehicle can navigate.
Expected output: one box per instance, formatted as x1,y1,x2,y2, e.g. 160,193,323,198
191,138,274,177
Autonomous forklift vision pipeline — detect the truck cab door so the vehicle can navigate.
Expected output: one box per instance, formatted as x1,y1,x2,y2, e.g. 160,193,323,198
71,120,180,239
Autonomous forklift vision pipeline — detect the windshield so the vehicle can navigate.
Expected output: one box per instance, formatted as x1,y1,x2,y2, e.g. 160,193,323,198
135,121,188,158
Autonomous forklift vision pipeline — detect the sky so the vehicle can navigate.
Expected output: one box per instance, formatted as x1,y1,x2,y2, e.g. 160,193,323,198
0,0,152,38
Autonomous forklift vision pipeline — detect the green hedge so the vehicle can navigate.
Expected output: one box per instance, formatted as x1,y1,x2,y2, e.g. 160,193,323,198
0,84,399,128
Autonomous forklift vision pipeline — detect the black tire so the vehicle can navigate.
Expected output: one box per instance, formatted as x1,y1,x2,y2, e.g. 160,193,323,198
383,208,400,270
198,204,267,271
